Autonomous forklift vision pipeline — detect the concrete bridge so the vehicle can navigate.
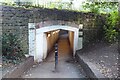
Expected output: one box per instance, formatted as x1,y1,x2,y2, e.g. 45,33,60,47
28,20,83,62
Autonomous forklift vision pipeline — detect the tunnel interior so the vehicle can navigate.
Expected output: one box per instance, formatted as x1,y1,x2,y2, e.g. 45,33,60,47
44,29,74,60
29,24,79,62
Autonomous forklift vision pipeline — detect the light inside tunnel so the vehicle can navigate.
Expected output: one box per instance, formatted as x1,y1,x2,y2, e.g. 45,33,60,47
55,31,58,33
47,33,51,37
28,23,80,62
45,30,60,56
53,32,55,34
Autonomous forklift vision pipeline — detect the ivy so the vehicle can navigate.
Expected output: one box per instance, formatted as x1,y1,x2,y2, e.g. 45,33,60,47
82,2,118,14
82,1,119,43
104,10,119,43
2,33,25,64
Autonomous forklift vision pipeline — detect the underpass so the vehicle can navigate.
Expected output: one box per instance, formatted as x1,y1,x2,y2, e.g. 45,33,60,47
23,21,85,78
28,23,83,62
23,33,86,78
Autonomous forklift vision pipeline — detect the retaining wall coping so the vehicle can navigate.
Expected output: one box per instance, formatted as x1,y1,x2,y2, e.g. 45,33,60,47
76,52,105,79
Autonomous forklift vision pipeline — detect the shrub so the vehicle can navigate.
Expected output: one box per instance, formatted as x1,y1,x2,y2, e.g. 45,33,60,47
2,33,25,63
104,10,119,43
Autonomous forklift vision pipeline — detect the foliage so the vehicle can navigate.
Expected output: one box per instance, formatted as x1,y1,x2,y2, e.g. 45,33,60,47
2,33,25,64
104,28,118,43
104,11,119,43
49,2,56,9
82,1,119,43
82,1,118,14
82,2,99,13
1,0,74,10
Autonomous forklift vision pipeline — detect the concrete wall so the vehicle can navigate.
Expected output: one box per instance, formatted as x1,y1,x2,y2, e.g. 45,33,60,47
35,32,44,62
35,28,60,61
46,32,52,53
32,25,78,62
46,30,59,54
68,31,74,52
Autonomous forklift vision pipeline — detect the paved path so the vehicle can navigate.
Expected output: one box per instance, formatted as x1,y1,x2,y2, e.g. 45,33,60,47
22,36,86,78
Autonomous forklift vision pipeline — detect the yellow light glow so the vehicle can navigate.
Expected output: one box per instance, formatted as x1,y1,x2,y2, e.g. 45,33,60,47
47,34,51,37
53,32,55,34
55,31,58,33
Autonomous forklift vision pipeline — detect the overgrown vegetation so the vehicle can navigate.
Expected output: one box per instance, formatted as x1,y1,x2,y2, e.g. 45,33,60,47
2,33,25,64
104,11,119,43
1,1,73,10
82,2,118,14
82,1,119,43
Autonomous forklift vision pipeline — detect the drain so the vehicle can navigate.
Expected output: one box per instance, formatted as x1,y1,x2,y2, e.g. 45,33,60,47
66,59,75,63
52,70,59,73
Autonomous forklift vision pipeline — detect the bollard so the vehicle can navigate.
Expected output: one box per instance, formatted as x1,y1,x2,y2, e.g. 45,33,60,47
55,43,58,71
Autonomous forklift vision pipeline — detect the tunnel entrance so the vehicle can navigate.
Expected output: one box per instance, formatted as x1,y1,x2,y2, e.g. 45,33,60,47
28,23,83,62
59,29,74,55
45,29,74,61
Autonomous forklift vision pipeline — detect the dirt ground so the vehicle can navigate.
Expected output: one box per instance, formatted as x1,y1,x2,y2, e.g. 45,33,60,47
2,57,26,77
79,41,119,78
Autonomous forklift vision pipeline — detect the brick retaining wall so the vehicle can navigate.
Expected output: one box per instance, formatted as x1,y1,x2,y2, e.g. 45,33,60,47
1,5,105,54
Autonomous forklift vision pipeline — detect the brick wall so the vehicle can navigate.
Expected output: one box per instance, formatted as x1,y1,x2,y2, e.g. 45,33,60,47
1,5,30,54
1,5,105,54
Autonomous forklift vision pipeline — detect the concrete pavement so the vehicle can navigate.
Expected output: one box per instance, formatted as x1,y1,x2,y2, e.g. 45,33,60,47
22,35,86,78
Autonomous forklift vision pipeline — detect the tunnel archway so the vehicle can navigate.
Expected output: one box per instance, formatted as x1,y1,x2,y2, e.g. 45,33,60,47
28,21,83,62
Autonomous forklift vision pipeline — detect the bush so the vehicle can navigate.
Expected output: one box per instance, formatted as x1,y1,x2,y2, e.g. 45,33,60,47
2,33,25,63
104,11,119,43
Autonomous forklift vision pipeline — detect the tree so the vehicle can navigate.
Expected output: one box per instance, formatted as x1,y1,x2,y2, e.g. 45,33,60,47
82,0,119,43
82,1,118,14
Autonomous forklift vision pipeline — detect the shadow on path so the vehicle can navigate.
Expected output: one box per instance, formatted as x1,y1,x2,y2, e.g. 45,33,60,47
22,35,86,78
